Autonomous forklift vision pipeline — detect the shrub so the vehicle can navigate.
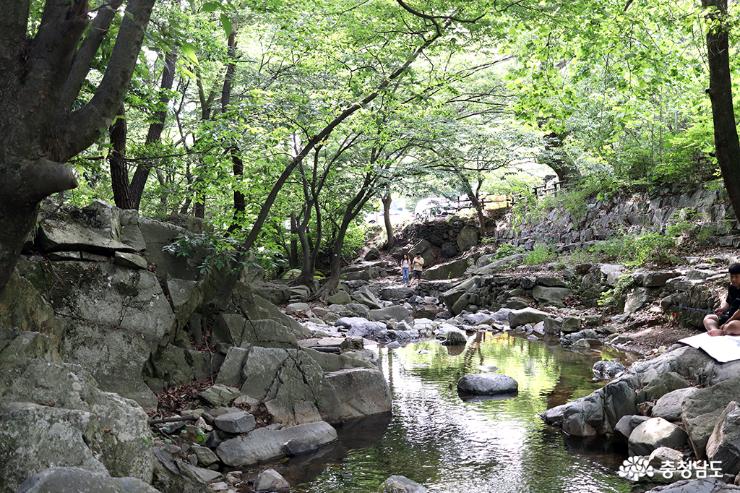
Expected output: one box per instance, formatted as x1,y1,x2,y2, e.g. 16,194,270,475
494,243,524,259
523,243,556,265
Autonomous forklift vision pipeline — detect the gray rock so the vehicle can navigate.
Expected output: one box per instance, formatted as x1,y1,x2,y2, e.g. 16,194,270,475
423,258,468,280
369,305,411,322
536,275,568,287
379,286,414,301
435,324,467,345
191,445,219,467
177,461,222,484
327,291,352,305
113,251,148,270
642,372,690,402
457,374,518,395
352,286,383,309
336,317,387,339
634,270,681,288
706,401,740,475
641,479,740,493
198,384,241,407
456,225,479,251
647,446,684,469
217,421,338,467
255,468,290,492
379,475,428,493
616,415,650,439
532,286,571,306
508,308,550,328
624,287,649,314
629,418,688,456
214,410,256,434
653,388,699,422
286,302,311,315
18,467,159,493
592,360,626,381
318,368,392,423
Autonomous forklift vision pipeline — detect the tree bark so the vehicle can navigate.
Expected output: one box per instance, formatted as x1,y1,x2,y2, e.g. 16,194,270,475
703,0,740,220
0,0,155,294
289,213,299,268
382,192,395,249
109,106,134,208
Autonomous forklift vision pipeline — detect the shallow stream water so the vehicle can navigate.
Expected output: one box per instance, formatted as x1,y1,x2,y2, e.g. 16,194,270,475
262,333,640,493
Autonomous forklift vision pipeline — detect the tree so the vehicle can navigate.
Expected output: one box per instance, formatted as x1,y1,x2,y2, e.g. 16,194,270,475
0,0,156,293
702,0,740,220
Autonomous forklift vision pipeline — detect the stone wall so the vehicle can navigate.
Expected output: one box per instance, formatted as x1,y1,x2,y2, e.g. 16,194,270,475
493,185,739,249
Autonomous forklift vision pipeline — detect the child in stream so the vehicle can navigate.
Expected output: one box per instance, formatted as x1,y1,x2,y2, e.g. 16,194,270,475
704,262,740,336
411,254,424,287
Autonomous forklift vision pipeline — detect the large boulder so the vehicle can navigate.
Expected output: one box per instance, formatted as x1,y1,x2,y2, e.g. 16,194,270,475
216,421,338,467
629,417,688,456
423,258,469,281
0,358,154,493
508,308,550,328
368,305,411,322
456,225,479,251
682,377,740,458
379,286,414,301
653,387,699,422
255,469,290,493
17,260,175,409
532,285,571,307
336,317,387,339
706,401,740,475
17,467,158,493
317,368,392,423
352,286,383,309
457,374,518,396
642,479,740,493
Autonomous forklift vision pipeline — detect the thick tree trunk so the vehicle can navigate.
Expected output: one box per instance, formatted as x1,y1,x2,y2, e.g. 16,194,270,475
109,106,135,209
0,0,155,294
382,192,395,249
467,192,487,234
703,0,740,220
288,213,300,268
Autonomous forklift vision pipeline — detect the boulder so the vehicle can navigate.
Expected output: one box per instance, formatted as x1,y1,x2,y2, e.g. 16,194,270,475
457,374,518,395
653,388,699,422
318,368,392,423
508,308,550,328
352,286,383,309
17,467,158,493
364,247,381,261
706,401,740,475
214,410,256,434
456,225,479,251
624,287,649,314
532,285,571,307
379,475,428,493
327,291,352,305
255,468,290,492
641,479,740,493
336,317,387,340
616,415,650,439
423,258,468,280
191,445,219,467
629,418,688,456
285,302,311,316
592,360,626,381
198,384,241,407
634,270,681,288
647,446,684,469
379,286,415,301
369,305,411,322
217,421,338,467
435,324,467,345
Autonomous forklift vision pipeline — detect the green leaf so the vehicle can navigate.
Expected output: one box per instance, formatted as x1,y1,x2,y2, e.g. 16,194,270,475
202,1,220,13
181,43,199,66
220,14,233,36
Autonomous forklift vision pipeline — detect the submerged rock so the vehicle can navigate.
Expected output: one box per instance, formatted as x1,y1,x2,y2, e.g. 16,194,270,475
255,468,290,492
379,475,428,493
457,374,518,396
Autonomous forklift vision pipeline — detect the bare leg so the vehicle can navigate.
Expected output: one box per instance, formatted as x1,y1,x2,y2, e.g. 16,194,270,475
723,320,740,336
705,314,723,336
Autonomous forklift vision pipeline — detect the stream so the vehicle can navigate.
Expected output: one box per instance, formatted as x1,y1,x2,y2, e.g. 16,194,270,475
261,333,639,493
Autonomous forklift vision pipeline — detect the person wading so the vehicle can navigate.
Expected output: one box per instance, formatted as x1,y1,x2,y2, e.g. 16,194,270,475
411,253,424,287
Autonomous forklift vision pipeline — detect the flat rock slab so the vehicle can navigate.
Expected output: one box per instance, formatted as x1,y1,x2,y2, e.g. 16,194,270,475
17,467,159,493
216,421,337,467
457,374,518,396
214,410,256,434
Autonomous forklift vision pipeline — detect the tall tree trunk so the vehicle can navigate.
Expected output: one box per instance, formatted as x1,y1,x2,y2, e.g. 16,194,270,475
129,49,178,210
703,0,740,220
467,192,487,234
108,106,135,208
288,213,299,268
221,29,245,229
382,192,395,249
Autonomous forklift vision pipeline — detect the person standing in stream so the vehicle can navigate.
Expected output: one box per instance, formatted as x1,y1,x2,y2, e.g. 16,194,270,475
704,263,740,336
411,254,424,287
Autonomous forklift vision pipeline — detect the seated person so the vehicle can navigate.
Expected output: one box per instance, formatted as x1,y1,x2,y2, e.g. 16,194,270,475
704,263,740,336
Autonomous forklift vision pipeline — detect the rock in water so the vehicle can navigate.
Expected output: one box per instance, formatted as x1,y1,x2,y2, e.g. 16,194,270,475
592,360,626,381
457,374,518,396
255,468,290,493
629,417,688,456
379,475,428,493
18,467,159,493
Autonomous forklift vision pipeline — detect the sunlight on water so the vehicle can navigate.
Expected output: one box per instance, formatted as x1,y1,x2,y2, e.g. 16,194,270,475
273,333,634,493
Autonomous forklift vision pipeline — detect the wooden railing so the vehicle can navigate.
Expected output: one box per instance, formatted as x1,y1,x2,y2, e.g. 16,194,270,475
508,181,563,206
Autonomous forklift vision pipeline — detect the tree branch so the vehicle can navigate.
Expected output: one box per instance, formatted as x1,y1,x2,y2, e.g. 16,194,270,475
58,0,156,162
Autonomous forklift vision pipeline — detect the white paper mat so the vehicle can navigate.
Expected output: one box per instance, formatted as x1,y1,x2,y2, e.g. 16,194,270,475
679,332,740,363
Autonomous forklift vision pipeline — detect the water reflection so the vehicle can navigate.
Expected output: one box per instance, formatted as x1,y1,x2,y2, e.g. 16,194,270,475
286,332,633,493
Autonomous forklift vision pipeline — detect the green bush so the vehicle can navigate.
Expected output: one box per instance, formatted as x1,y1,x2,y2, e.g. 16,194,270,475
523,243,557,265
494,243,524,259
